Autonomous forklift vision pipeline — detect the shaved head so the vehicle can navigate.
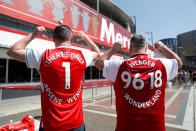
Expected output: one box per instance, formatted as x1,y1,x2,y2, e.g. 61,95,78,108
130,35,147,49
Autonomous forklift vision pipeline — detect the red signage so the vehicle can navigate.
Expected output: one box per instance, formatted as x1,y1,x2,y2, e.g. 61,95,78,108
0,0,132,51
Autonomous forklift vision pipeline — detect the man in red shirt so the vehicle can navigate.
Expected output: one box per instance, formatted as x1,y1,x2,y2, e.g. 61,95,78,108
95,35,183,131
7,25,100,131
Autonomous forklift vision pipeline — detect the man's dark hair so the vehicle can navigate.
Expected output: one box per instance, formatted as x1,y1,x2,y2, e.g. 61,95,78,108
53,25,72,43
130,35,146,49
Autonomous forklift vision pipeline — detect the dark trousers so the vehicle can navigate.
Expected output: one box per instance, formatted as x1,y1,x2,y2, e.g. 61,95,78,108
39,123,85,131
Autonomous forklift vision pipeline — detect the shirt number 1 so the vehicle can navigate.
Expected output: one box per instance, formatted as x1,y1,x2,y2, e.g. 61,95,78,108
62,62,70,89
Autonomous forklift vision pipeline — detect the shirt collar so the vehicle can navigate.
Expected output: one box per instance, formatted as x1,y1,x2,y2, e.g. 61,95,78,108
130,53,148,58
57,45,71,48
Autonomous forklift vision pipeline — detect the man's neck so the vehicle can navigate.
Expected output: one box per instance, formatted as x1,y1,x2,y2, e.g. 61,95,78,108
129,49,146,57
55,41,71,47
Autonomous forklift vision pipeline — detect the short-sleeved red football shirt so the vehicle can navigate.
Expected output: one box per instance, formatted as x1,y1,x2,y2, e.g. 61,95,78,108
26,46,93,130
103,53,178,131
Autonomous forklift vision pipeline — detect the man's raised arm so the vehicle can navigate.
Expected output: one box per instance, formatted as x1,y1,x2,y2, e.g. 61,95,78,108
75,31,100,60
95,42,124,70
7,26,46,62
154,41,183,69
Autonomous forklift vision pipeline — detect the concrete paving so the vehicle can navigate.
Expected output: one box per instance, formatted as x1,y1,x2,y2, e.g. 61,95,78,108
0,83,195,131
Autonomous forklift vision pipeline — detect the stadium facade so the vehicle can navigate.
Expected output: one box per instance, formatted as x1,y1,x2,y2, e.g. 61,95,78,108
159,38,178,54
0,0,158,85
177,30,196,71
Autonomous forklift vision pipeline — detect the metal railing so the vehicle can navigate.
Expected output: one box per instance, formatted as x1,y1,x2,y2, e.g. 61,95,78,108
82,80,114,106
0,77,194,118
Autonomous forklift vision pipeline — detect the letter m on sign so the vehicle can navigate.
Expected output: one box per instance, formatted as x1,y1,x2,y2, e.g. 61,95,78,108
100,18,115,45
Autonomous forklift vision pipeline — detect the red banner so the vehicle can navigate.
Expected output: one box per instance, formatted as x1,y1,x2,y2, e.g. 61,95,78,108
0,0,132,50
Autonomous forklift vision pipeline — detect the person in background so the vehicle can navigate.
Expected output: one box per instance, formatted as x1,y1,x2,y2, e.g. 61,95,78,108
7,25,100,131
95,35,183,131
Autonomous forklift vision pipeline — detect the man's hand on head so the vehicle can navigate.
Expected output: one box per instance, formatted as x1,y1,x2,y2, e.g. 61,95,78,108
112,42,125,53
154,41,166,52
7,26,46,63
75,31,87,41
32,26,46,38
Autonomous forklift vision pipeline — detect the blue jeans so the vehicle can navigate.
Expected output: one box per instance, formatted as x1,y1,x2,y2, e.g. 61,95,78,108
39,123,85,131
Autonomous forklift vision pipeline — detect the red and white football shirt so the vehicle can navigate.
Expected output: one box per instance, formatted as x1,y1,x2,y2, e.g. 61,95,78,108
103,53,178,131
25,46,93,131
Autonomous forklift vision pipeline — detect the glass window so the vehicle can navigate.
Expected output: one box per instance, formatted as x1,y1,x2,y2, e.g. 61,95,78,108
33,68,40,82
0,59,6,83
0,15,53,39
85,66,91,80
99,70,104,79
73,37,88,47
174,39,177,46
92,66,99,79
165,40,167,45
8,60,31,82
18,24,23,32
84,66,104,80
2,19,6,27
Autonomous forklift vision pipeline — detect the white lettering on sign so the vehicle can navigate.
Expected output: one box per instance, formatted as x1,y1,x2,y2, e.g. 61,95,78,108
100,18,131,49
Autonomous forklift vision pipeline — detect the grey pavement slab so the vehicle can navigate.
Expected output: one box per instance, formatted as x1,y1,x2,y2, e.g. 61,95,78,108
0,85,195,131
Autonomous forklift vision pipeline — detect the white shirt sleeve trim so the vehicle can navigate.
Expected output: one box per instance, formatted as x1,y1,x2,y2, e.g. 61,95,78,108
103,59,123,82
158,58,178,81
25,48,45,69
81,50,93,67
25,50,30,68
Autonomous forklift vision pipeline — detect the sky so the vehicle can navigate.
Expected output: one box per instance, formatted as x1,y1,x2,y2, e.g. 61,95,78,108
111,0,196,46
